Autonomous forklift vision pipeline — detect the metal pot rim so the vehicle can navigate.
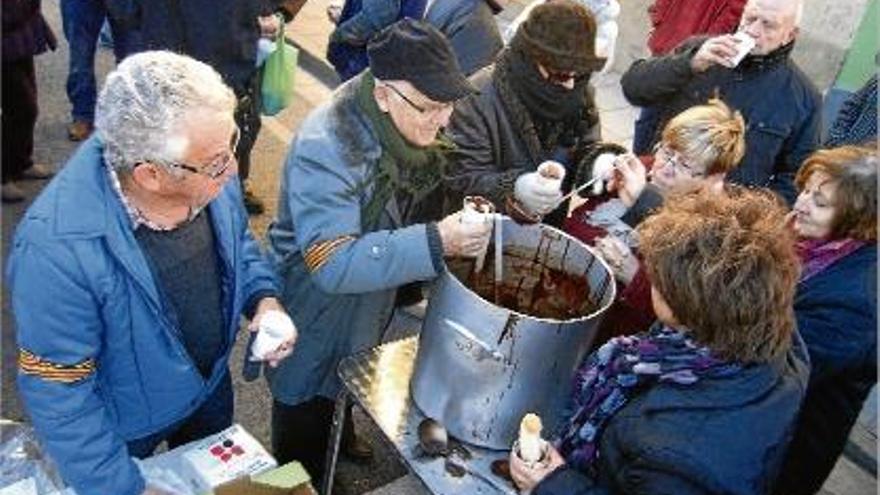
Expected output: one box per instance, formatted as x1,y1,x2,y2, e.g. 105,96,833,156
442,222,618,324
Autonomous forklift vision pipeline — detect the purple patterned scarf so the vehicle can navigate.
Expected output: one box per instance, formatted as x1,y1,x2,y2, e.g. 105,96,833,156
556,325,741,473
796,238,867,283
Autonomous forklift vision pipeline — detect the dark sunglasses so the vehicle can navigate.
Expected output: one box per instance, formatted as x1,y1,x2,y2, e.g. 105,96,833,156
543,69,589,85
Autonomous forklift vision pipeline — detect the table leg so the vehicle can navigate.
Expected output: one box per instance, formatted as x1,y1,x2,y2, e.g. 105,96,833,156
322,390,348,495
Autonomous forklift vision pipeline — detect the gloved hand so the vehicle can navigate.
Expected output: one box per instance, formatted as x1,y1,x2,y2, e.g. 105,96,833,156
514,163,564,216
437,211,493,258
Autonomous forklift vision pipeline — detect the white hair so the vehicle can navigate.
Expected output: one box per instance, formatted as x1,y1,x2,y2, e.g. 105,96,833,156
95,51,236,174
742,0,804,27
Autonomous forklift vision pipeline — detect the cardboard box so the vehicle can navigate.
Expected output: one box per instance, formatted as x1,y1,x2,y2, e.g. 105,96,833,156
29,424,314,495
179,424,277,489
212,463,315,495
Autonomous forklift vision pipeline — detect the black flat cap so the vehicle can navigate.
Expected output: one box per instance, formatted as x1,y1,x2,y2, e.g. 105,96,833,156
367,18,477,103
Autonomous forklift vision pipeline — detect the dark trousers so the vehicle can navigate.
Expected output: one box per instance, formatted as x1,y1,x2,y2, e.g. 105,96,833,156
234,70,262,182
2,58,37,183
126,372,234,458
272,397,360,487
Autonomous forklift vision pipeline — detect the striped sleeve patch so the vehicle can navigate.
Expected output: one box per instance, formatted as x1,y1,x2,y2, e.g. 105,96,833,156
303,235,356,273
19,349,95,384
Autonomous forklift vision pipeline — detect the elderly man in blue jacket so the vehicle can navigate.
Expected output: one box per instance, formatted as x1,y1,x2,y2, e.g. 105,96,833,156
266,19,491,485
7,51,296,495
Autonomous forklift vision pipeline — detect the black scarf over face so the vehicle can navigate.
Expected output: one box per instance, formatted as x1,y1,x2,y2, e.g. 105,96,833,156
493,42,598,162
499,40,591,125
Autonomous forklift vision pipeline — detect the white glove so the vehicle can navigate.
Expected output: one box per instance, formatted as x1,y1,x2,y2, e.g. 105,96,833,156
514,162,565,216
437,211,493,258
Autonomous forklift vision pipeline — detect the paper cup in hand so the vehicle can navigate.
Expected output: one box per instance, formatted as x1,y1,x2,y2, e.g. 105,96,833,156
461,196,495,224
462,196,495,270
537,161,566,192
251,310,295,360
729,32,756,67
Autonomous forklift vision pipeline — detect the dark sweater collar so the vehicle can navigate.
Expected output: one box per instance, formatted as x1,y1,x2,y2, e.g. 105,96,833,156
738,41,795,73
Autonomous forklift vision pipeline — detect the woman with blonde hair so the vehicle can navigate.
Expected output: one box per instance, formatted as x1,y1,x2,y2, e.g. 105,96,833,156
774,146,877,495
564,98,746,340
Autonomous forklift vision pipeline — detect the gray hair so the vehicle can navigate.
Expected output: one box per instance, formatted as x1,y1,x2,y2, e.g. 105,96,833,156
742,0,804,27
95,51,236,174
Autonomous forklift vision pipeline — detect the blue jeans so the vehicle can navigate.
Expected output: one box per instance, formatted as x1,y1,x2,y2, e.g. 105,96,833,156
126,371,234,458
60,0,133,122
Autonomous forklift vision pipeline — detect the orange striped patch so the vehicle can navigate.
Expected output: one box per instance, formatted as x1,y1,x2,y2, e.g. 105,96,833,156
19,349,95,384
304,235,356,273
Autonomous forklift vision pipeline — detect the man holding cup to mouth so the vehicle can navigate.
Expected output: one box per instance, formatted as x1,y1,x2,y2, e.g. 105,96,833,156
621,0,820,205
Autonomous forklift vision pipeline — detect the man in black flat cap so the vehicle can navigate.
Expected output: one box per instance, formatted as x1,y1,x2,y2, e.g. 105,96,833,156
446,0,606,228
265,18,491,487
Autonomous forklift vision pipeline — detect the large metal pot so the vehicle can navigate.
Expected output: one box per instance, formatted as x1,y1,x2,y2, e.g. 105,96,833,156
411,217,616,449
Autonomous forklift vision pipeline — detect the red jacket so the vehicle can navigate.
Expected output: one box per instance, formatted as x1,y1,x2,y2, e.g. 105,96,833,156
646,0,746,56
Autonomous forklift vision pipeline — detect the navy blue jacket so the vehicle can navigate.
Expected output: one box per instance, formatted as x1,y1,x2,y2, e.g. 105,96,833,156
327,0,427,81
621,38,821,204
124,0,281,92
774,244,877,495
535,338,809,495
425,0,503,76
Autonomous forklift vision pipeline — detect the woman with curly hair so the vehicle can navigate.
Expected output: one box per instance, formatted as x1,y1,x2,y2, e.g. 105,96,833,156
511,188,808,495
774,146,877,495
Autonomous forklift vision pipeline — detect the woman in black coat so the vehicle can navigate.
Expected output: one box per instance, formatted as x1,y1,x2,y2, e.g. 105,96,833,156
511,188,809,495
773,146,877,495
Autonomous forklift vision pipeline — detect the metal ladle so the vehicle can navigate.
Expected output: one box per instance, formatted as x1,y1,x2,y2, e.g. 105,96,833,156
417,418,517,494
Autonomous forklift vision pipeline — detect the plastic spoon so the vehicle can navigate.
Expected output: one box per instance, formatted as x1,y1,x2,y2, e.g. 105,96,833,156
552,175,603,210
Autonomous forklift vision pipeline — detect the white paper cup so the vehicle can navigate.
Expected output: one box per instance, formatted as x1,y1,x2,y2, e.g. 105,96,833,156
252,310,295,360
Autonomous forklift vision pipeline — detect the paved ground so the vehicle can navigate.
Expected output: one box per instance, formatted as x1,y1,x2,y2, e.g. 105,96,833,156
1,1,875,494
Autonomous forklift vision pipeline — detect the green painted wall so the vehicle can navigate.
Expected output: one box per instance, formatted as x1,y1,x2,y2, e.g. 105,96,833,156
836,0,878,91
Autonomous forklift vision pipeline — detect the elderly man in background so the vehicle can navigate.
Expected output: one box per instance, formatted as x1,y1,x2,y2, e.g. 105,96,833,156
445,0,606,228
621,0,820,204
8,51,295,495
266,19,490,485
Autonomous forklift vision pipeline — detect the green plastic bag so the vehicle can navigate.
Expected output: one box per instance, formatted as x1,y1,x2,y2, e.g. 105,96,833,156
261,20,298,116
